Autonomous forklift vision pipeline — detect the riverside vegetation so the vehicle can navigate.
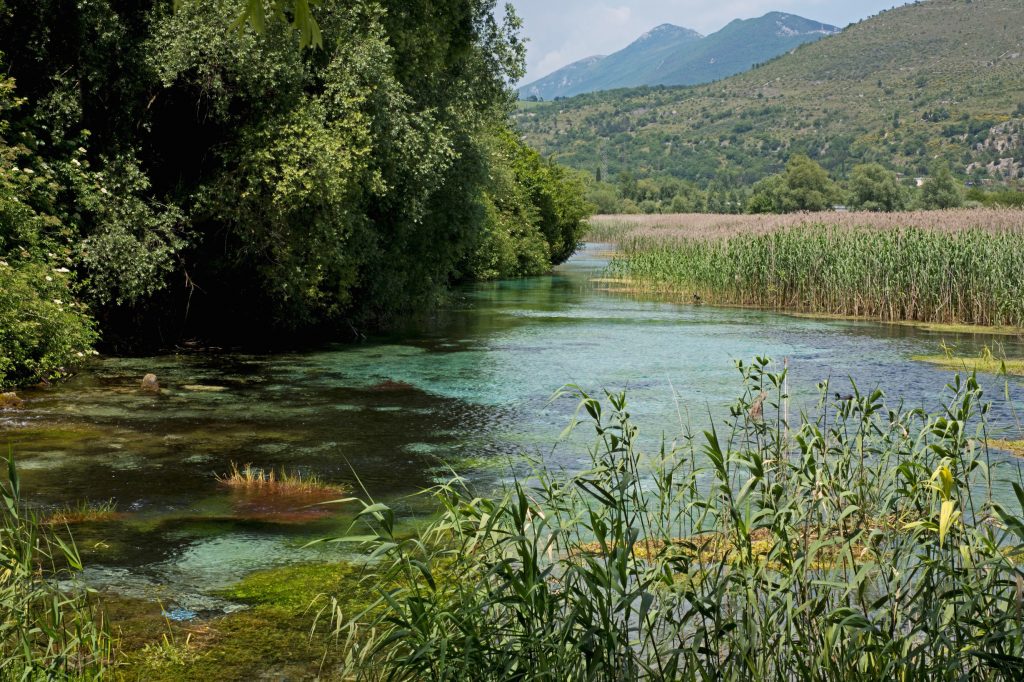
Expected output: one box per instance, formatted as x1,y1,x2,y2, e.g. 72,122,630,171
318,360,1024,679
0,0,589,390
595,210,1024,329
6,361,1024,679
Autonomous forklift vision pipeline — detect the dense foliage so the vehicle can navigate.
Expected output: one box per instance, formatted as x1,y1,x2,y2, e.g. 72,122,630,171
0,0,589,386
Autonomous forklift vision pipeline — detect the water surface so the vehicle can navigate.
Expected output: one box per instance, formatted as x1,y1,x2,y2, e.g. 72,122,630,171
3,244,1023,611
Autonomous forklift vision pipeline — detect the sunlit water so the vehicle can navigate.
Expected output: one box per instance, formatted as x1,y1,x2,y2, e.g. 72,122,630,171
2,244,1023,613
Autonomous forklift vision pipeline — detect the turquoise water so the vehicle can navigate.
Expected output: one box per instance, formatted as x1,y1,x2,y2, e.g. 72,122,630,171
3,243,1023,613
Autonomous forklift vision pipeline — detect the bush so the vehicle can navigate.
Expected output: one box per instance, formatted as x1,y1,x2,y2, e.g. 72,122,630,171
0,74,96,388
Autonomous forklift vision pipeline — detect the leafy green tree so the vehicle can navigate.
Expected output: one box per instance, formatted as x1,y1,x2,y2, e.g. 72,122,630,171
747,155,839,213
921,162,964,209
782,155,839,211
176,0,323,48
849,163,908,211
0,0,584,366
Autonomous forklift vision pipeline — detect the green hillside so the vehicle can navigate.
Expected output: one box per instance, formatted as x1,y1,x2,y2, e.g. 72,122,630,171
515,0,1024,191
518,14,835,101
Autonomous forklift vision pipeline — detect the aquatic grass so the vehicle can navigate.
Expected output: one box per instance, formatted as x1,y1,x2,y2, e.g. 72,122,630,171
328,360,1024,681
990,440,1024,458
216,462,349,523
0,455,110,679
914,345,1024,376
44,499,119,526
605,219,1024,328
215,462,345,497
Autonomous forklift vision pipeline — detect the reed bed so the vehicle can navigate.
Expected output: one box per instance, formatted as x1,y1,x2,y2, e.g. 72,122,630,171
599,212,1024,327
327,362,1024,680
587,208,1024,242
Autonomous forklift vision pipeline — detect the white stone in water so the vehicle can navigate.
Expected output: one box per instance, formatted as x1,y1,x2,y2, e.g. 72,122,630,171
140,374,160,393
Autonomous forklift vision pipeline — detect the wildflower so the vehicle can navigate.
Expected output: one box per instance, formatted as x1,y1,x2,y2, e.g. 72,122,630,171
54,267,70,273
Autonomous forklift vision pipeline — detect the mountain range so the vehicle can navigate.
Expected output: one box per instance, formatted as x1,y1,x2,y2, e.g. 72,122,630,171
518,12,840,100
515,0,1024,187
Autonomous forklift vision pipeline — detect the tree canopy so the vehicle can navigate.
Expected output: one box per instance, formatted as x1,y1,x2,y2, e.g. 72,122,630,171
0,0,588,387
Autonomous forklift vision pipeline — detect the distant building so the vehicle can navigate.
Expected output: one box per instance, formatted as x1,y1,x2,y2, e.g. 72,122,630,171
833,205,848,212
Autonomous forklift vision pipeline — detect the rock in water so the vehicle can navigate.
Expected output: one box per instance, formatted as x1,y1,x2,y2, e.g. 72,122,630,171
0,392,23,409
140,374,160,393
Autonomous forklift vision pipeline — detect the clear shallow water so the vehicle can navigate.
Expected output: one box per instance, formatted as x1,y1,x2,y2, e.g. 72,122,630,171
3,243,1024,611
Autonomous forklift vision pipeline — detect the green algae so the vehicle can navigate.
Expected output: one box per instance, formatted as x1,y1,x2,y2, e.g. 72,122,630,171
112,562,377,681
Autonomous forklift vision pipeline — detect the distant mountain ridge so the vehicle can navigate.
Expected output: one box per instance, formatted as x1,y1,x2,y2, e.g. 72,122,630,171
514,0,1024,189
519,12,839,100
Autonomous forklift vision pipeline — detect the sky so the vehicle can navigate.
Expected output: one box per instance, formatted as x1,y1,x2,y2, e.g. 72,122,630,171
508,1,909,83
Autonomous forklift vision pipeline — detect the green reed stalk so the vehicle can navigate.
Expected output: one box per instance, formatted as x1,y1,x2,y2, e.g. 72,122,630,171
0,455,109,680
328,361,1024,681
608,225,1024,327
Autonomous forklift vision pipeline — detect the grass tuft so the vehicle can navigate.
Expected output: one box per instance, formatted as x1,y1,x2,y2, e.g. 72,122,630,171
44,499,119,525
215,462,344,496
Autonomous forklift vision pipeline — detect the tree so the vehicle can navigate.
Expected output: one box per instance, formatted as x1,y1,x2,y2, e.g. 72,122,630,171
849,163,908,212
783,155,839,211
176,0,323,48
0,0,584,367
747,155,839,213
921,162,964,209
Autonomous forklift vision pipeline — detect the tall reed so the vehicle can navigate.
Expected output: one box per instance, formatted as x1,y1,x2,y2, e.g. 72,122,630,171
609,224,1024,327
328,361,1024,681
0,455,109,679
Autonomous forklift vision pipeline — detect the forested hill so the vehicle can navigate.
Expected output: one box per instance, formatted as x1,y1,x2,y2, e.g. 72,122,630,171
0,0,594,389
518,13,837,101
515,0,1024,187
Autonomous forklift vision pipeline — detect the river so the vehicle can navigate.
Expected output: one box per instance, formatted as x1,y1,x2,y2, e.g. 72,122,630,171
2,243,1022,615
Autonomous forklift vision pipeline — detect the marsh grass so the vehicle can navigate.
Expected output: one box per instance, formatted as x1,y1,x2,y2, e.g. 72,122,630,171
591,210,1024,328
914,344,1024,377
1,455,110,679
990,440,1024,458
327,360,1024,681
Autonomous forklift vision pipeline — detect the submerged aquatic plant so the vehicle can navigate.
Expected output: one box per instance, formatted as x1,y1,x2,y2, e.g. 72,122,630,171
0,455,109,679
328,360,1024,681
